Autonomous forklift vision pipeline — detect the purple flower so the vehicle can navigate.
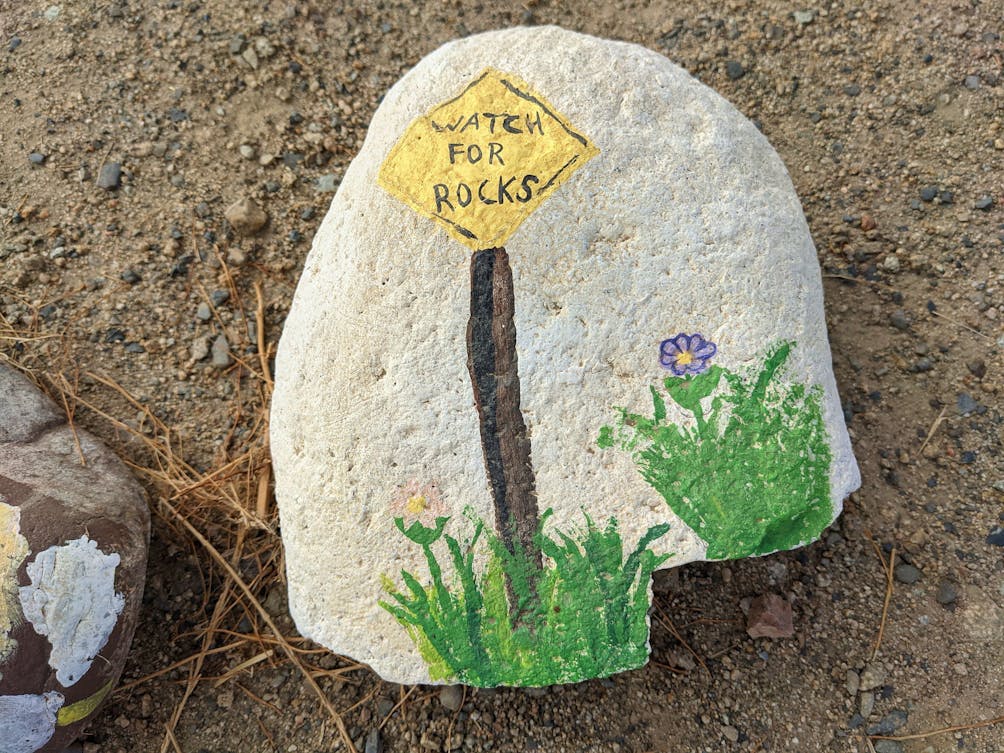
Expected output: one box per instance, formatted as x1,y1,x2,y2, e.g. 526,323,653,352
659,333,717,376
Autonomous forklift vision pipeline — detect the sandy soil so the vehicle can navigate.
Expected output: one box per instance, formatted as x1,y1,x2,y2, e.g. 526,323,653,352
1,1,1002,752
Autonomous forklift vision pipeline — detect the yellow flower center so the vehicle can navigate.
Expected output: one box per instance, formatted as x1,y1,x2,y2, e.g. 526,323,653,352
676,351,694,366
406,494,428,515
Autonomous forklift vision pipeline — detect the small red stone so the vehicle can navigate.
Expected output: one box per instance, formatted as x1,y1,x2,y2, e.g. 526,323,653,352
746,593,794,638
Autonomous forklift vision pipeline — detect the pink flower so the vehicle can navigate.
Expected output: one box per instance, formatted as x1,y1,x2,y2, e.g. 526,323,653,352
391,480,445,524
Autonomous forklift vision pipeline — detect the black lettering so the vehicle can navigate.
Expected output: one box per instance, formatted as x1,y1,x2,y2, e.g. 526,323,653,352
433,184,454,213
516,174,539,203
460,113,480,132
497,176,517,204
525,111,544,135
482,112,499,133
448,143,464,164
467,144,483,163
488,142,504,165
431,116,464,132
478,179,496,205
502,114,522,134
457,183,473,207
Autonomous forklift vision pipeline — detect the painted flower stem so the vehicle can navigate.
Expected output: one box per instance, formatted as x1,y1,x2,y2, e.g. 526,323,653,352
466,247,542,614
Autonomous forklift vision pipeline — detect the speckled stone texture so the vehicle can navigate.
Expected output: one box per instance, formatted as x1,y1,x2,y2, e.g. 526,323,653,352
271,26,860,685
0,365,150,752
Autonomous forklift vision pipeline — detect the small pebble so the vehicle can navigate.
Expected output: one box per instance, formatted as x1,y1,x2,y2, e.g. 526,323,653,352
919,186,938,202
964,74,981,90
210,289,230,307
723,725,739,743
986,527,1004,547
935,580,958,605
844,84,861,96
97,162,122,190
859,691,875,718
239,144,255,159
956,393,979,415
316,174,339,193
211,335,233,368
975,195,994,210
889,310,910,331
894,563,921,584
726,61,745,80
845,669,860,696
196,302,212,321
874,741,904,753
28,152,46,165
120,269,141,284
364,728,381,753
867,709,908,735
859,662,886,691
190,337,211,361
225,197,268,235
963,359,987,379
438,685,463,712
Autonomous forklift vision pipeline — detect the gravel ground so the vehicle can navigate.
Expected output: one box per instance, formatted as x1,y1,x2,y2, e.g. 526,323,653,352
2,1,1002,752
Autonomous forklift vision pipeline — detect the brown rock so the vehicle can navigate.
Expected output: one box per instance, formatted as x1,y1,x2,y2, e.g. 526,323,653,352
0,365,150,753
860,214,877,231
224,196,268,235
745,593,794,638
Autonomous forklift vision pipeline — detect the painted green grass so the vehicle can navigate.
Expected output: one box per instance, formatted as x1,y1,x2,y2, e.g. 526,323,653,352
598,342,833,560
379,510,670,686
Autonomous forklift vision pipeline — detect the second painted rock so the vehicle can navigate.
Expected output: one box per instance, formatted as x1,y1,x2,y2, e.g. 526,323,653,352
271,26,861,687
0,365,150,752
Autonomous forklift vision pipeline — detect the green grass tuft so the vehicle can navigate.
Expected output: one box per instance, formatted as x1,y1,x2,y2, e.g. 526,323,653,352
599,342,833,560
379,510,670,686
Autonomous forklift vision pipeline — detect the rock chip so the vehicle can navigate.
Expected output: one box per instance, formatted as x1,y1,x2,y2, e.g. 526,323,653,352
225,197,268,236
211,335,233,368
96,163,121,191
859,661,887,691
271,26,859,687
893,563,920,584
745,594,795,638
935,580,958,605
0,365,149,752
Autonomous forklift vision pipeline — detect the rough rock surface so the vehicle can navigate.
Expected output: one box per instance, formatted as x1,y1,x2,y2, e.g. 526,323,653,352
271,26,860,686
0,365,150,753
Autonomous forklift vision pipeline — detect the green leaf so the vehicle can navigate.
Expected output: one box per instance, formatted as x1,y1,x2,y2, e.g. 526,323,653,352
395,516,449,546
664,365,723,414
650,385,666,423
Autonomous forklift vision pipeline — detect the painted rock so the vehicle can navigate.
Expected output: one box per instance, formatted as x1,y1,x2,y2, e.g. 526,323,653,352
271,26,860,687
0,365,149,752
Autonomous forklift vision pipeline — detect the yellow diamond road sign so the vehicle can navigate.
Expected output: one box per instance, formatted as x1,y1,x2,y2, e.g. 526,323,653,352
378,68,599,250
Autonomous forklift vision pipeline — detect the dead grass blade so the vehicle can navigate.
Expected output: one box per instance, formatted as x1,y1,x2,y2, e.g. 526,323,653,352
161,499,354,752
870,714,1004,742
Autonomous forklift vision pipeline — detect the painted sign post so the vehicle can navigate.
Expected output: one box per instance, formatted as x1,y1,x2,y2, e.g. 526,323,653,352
379,69,599,614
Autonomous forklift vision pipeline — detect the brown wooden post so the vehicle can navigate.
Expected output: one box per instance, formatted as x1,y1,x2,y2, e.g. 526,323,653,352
466,247,542,609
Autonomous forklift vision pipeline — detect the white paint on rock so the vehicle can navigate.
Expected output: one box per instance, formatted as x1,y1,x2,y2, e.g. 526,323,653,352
0,692,64,753
19,536,124,687
271,26,861,684
1,500,31,667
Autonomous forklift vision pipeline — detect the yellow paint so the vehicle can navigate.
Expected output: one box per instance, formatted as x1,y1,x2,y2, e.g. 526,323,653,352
379,68,599,250
406,494,428,516
56,679,114,726
0,501,30,663
675,351,694,366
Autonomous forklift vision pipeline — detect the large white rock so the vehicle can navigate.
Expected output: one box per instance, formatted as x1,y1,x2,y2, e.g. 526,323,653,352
271,26,860,687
